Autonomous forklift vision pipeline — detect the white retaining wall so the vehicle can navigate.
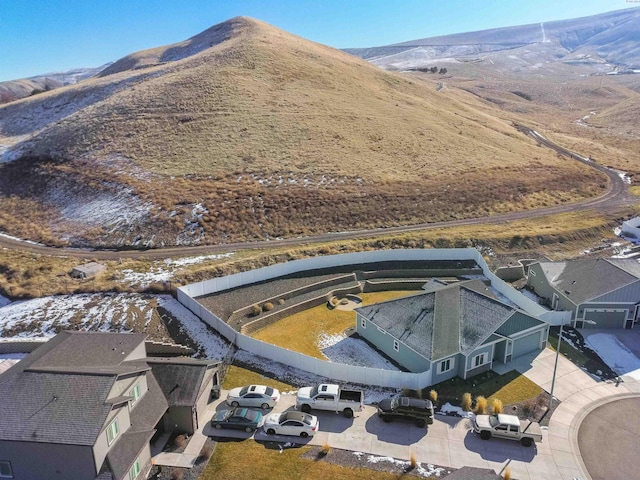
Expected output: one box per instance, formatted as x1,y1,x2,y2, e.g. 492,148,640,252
177,248,563,389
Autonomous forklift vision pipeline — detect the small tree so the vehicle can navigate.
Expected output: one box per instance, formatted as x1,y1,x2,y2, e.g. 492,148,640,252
491,398,503,414
461,392,472,411
439,67,447,74
429,390,438,405
474,396,488,415
430,66,438,73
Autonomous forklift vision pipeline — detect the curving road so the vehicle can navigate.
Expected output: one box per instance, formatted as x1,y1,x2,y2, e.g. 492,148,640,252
0,126,635,260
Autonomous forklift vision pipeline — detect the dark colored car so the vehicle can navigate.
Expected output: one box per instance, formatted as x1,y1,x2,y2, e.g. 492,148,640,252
211,407,264,433
377,394,434,428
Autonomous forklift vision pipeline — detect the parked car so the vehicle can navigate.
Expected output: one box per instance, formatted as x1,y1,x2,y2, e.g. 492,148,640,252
264,411,319,437
377,394,434,428
211,407,265,433
226,384,281,409
296,384,364,418
473,413,543,447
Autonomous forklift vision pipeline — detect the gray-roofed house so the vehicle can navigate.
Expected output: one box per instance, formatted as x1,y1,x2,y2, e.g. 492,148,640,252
0,331,220,480
527,258,640,328
355,280,548,383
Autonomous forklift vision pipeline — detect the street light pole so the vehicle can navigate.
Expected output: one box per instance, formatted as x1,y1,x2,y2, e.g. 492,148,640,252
548,321,564,408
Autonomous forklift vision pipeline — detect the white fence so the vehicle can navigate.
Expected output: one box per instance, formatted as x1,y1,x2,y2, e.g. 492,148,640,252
177,248,559,389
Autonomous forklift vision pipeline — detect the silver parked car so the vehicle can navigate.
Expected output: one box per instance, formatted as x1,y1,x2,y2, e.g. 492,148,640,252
263,411,319,437
226,384,281,409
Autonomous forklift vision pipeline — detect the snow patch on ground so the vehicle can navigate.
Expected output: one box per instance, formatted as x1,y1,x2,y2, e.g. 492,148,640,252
156,295,230,360
438,402,475,419
117,253,234,287
584,333,640,379
361,453,448,477
517,288,551,310
318,332,401,371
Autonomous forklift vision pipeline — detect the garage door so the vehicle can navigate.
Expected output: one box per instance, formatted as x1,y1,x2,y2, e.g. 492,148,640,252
512,330,543,358
583,310,626,329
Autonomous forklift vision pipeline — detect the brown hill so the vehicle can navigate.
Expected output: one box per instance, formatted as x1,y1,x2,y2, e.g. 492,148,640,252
0,17,604,248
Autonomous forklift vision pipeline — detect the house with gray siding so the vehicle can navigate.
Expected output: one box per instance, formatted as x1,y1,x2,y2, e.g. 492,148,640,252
527,258,640,328
0,331,219,480
355,280,548,381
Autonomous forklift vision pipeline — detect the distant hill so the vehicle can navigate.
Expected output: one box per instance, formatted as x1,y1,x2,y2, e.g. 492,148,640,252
0,17,603,248
345,8,640,75
0,64,111,104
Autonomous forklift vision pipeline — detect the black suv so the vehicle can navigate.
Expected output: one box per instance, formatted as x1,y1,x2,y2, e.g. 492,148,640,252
377,394,434,428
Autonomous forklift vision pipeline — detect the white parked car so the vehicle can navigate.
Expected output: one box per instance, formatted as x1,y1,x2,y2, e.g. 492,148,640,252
263,411,319,438
226,384,281,409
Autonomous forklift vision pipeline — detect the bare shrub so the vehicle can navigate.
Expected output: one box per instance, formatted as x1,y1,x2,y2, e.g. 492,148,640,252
174,434,187,449
250,304,261,316
461,392,472,411
503,466,512,480
429,390,438,405
278,298,285,305
262,302,274,312
491,398,503,414
170,468,184,480
409,451,418,469
197,444,213,463
474,396,487,415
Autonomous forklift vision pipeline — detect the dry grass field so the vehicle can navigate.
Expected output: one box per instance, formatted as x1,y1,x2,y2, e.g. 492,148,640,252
0,18,608,247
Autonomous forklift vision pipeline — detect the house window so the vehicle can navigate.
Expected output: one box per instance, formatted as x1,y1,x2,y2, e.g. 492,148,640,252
130,383,141,405
129,459,141,480
473,353,486,368
361,318,366,329
106,418,120,445
438,358,454,374
393,340,399,352
0,461,13,478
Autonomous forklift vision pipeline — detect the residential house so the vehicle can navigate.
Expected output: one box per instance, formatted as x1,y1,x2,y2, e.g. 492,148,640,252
355,279,548,382
0,331,220,480
527,258,640,328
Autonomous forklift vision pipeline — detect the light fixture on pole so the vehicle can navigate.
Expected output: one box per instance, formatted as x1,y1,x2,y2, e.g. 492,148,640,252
549,319,596,408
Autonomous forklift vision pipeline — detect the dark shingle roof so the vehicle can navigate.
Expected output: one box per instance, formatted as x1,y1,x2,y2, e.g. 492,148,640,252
0,370,115,444
539,258,640,304
106,430,154,480
356,281,516,362
129,373,169,433
31,331,148,369
148,359,211,407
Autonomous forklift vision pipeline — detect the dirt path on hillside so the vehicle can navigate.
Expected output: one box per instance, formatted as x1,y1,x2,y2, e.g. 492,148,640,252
0,126,636,260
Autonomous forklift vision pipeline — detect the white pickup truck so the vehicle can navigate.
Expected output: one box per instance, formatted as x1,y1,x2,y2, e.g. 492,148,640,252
296,384,364,418
473,413,543,447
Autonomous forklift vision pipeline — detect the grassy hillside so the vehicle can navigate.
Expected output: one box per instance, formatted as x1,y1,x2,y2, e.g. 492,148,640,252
0,17,605,247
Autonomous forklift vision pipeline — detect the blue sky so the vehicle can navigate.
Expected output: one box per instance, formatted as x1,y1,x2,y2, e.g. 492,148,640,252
0,0,634,81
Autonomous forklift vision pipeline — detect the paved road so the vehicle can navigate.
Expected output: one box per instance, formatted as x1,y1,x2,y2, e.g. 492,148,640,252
0,126,635,260
577,397,640,480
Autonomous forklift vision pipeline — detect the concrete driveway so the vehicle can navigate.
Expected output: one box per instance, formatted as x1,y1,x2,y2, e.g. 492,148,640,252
208,392,558,480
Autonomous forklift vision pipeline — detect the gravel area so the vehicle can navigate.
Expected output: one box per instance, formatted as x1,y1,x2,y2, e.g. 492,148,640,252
301,446,454,478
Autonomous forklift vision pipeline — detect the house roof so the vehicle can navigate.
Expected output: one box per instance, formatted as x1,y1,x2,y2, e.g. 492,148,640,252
106,429,154,480
356,280,518,361
30,331,148,368
538,258,640,304
148,358,216,407
0,370,116,445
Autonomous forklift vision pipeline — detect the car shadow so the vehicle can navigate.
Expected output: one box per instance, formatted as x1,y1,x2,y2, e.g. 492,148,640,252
463,430,537,462
254,430,313,445
363,415,428,445
202,423,255,439
309,410,354,433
